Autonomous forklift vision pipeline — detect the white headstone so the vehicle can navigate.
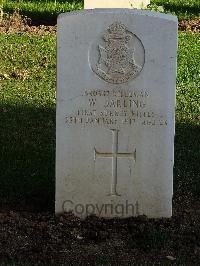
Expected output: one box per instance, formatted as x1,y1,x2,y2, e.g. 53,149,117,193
56,9,178,218
84,0,150,9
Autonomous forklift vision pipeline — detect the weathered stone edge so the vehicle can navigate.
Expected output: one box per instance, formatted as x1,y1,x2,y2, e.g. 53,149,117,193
57,9,178,23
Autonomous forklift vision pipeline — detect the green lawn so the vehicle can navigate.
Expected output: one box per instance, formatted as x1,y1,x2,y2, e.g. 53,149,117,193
0,32,199,210
1,0,83,22
175,33,200,196
1,0,200,21
151,0,200,20
0,34,56,210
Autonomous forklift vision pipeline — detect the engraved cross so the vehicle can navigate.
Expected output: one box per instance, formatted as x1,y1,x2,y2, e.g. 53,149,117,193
94,129,136,196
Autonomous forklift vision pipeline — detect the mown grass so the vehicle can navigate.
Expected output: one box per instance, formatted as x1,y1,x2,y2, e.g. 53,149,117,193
175,33,200,196
1,0,199,22
0,33,56,210
0,32,199,210
1,0,84,23
151,0,200,20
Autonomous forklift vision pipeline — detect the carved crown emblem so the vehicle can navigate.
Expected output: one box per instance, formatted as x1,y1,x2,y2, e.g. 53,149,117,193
106,22,127,39
90,21,145,84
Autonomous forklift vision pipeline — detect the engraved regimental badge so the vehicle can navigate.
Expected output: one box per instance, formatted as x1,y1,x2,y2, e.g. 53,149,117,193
89,22,145,84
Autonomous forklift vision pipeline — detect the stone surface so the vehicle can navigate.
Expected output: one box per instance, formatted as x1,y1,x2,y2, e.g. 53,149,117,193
56,9,178,218
84,0,150,9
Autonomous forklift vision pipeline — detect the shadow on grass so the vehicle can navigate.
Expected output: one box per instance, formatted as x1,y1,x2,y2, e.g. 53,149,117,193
174,122,200,196
3,8,65,26
0,103,199,212
153,1,200,19
3,0,84,25
164,3,200,17
4,0,200,24
0,104,55,212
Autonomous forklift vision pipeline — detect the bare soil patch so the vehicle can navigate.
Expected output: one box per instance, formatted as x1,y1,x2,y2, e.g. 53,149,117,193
0,193,200,265
179,18,200,32
0,11,56,34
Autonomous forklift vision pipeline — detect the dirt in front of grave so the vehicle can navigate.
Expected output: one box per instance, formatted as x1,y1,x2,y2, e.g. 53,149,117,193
0,11,56,34
0,192,200,265
0,11,200,34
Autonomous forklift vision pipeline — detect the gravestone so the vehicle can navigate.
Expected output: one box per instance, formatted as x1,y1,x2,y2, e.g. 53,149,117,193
56,9,178,218
84,0,150,9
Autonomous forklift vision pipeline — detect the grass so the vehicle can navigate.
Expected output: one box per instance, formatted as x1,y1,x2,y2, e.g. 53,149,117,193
0,31,199,210
1,0,199,22
151,0,200,20
175,32,200,195
0,33,56,210
1,0,84,23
